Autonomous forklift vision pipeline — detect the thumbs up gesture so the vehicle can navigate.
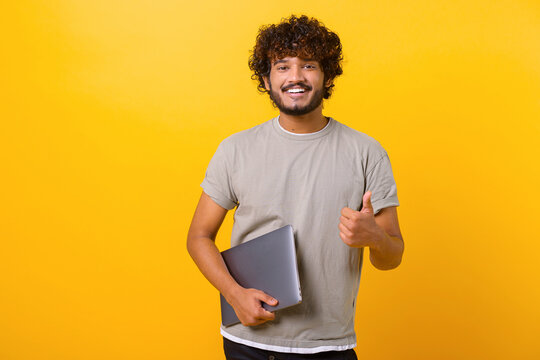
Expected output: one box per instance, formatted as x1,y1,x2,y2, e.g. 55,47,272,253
339,191,383,249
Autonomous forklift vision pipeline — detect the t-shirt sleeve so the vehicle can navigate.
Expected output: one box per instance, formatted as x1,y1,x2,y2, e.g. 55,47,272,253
365,152,400,215
200,142,238,210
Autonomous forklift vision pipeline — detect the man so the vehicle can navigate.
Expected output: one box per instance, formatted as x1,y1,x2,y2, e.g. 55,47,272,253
187,15,404,359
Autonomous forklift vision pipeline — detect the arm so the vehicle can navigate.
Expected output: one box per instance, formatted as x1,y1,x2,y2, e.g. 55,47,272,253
339,191,404,270
187,192,278,326
369,206,404,270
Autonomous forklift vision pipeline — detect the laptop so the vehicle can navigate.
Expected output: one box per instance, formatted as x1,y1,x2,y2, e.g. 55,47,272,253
220,225,302,326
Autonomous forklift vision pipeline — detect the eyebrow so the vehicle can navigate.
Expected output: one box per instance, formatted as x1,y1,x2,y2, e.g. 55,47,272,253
272,59,288,66
272,58,317,66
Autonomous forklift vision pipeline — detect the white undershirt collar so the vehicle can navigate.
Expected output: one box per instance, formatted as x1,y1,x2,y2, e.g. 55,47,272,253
277,116,331,136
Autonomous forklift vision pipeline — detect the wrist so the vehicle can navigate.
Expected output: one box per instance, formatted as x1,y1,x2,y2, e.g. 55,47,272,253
222,282,244,304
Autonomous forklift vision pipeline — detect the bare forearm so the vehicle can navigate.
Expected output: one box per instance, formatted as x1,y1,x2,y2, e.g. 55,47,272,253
187,235,278,326
186,236,241,300
187,193,277,326
369,229,404,270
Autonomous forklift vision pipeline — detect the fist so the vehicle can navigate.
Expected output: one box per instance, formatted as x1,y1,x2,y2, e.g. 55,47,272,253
339,191,381,248
228,287,278,327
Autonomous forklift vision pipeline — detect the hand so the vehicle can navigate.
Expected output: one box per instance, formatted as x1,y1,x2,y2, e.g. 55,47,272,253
339,191,384,249
226,286,278,326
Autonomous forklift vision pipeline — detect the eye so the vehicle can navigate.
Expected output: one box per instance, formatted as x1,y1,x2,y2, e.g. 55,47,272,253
304,64,317,69
277,66,288,71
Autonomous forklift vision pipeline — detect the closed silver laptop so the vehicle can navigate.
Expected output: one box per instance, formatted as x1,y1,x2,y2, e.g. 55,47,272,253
220,225,302,326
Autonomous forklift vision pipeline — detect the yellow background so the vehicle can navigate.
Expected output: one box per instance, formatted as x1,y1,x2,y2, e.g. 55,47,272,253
1,1,539,359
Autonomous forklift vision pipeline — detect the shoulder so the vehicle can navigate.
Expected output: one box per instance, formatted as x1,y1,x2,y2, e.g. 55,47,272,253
330,119,392,175
332,119,388,157
217,118,274,151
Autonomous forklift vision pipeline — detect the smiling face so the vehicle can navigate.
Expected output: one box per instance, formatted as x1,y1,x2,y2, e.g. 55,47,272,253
264,57,333,116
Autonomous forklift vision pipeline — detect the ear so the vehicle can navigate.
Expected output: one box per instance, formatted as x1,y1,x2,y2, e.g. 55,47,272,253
263,76,270,91
325,77,334,88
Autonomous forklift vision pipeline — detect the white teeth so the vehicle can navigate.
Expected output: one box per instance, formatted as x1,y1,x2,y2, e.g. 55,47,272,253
287,88,305,93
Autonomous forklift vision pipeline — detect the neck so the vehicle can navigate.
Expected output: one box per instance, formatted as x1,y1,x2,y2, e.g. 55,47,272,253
278,106,328,134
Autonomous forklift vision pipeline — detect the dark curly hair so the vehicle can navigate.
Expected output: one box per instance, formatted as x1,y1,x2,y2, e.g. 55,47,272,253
248,15,343,99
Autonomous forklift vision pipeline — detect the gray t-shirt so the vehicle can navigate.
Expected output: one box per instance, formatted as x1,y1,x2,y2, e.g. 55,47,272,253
201,116,399,353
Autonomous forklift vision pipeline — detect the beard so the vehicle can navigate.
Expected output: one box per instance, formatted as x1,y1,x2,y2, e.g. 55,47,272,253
268,81,324,116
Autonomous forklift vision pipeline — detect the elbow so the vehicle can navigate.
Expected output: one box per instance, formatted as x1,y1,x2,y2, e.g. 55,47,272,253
372,235,404,271
186,236,194,258
374,257,402,271
373,256,403,271
186,232,199,258
186,230,215,259
186,225,204,257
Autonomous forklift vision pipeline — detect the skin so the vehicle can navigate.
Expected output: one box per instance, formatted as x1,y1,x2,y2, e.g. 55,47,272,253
263,57,332,133
187,192,277,326
187,56,404,327
340,191,404,270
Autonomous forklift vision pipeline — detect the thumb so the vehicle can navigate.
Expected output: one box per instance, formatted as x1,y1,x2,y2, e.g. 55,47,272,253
361,191,374,214
256,291,278,307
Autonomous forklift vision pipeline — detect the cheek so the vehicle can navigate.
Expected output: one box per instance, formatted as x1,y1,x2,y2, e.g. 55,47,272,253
310,73,326,88
270,74,284,89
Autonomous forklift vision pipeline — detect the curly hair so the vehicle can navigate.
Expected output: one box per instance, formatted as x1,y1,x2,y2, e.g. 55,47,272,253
248,15,343,99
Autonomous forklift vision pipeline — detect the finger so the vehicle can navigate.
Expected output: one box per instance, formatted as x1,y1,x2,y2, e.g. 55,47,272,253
258,307,276,321
340,215,354,229
246,314,272,326
255,291,278,307
339,231,351,245
338,222,353,238
361,191,374,214
341,206,356,219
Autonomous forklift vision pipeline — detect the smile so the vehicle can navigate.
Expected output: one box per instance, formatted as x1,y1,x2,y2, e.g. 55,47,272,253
286,88,306,93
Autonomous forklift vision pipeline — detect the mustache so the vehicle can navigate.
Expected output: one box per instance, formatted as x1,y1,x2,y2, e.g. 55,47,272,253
281,83,312,91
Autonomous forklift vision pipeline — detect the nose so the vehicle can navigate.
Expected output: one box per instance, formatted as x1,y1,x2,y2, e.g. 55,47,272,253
288,64,305,83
